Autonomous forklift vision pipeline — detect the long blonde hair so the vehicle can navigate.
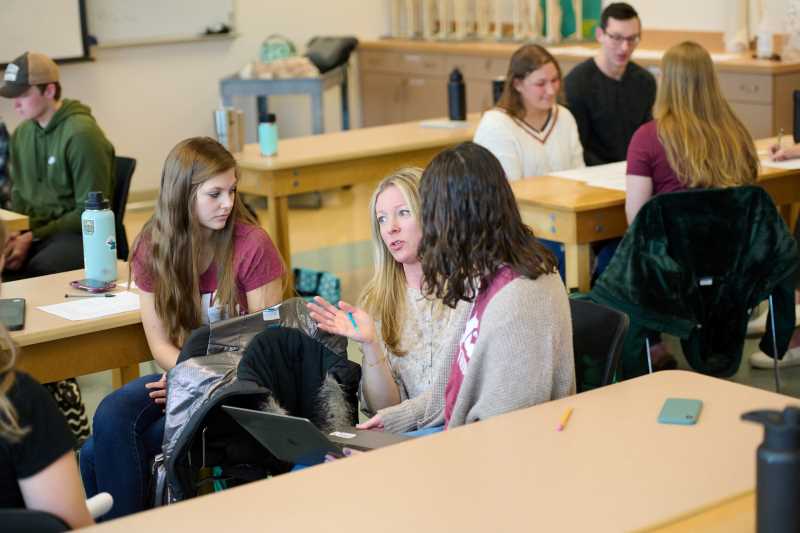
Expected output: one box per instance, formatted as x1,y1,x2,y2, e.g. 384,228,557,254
131,137,260,346
0,222,28,442
655,41,758,188
359,168,423,356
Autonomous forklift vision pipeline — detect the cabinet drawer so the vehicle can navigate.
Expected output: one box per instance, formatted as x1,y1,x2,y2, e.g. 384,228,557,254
718,73,772,104
397,52,446,75
446,55,508,80
730,101,773,138
359,50,402,73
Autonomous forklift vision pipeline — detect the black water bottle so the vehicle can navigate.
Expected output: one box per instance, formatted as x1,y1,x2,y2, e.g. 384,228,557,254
742,406,800,533
448,68,466,121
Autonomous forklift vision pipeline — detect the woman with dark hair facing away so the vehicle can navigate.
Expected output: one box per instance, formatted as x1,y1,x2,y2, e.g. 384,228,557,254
473,43,584,181
308,168,470,433
0,220,93,528
80,137,285,519
360,142,575,432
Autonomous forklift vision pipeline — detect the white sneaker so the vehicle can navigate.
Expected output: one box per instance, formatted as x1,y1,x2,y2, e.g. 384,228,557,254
749,346,800,369
746,304,800,336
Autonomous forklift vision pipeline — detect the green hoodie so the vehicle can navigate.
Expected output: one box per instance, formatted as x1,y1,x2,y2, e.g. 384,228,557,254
9,99,115,239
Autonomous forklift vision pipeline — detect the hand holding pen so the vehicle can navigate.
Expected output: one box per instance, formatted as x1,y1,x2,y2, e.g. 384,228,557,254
306,296,376,344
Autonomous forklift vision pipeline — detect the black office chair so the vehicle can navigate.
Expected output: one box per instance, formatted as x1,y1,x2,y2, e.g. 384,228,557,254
113,156,136,260
0,508,69,533
569,299,629,393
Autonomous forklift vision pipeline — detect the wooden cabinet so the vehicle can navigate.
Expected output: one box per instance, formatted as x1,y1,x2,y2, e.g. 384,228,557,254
359,40,800,139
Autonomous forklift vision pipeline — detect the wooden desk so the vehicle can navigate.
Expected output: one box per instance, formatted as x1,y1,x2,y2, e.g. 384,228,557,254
235,116,478,278
0,208,28,233
512,140,800,292
8,265,149,387
86,371,796,532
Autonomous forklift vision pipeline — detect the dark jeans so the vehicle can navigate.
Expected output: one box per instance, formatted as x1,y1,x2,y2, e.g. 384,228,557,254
3,231,84,280
80,374,165,521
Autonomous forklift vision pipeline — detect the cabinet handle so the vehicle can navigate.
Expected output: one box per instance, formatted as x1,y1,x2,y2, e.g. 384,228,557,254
739,83,760,94
408,78,426,87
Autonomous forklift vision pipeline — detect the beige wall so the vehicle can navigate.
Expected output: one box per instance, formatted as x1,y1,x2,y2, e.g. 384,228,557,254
0,0,388,194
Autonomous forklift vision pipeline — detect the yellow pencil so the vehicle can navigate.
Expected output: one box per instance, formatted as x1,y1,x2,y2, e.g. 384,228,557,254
557,407,573,431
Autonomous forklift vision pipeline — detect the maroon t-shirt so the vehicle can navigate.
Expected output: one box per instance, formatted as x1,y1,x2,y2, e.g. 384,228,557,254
132,222,284,318
626,120,687,195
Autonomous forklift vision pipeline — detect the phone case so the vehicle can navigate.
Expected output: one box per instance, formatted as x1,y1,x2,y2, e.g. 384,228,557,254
658,398,702,425
0,298,25,331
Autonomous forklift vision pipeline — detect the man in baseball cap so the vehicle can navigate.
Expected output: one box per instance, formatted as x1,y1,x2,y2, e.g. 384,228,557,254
0,51,115,281
0,51,60,98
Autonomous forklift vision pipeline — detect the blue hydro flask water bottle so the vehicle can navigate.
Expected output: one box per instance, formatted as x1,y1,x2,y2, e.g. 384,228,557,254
81,191,117,282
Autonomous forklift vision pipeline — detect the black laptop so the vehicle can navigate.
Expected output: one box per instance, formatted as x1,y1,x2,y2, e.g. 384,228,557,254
223,405,413,466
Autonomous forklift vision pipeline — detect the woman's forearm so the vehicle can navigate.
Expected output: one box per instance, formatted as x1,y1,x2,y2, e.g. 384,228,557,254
359,340,401,411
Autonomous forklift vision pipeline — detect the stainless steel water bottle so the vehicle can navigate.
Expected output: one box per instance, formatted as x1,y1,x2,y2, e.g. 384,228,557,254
81,191,117,282
742,406,800,533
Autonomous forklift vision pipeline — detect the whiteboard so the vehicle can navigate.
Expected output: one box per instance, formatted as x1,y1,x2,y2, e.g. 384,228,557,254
86,0,235,47
0,0,87,64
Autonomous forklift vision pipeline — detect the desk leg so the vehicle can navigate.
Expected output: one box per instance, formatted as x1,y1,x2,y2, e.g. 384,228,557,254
111,365,140,389
564,243,592,293
266,194,294,298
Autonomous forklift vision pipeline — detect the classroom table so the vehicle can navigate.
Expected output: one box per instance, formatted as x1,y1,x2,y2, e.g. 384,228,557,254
512,138,800,292
84,370,797,532
8,264,149,388
0,208,29,233
235,115,479,285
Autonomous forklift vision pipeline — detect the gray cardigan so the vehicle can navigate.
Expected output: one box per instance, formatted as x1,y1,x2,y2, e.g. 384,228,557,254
379,271,576,432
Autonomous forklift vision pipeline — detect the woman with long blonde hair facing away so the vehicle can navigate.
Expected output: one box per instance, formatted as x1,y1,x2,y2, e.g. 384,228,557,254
308,168,470,433
624,40,758,368
80,137,285,519
0,221,93,528
625,40,758,222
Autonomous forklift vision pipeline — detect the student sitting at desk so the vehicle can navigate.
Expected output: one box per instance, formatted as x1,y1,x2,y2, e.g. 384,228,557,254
308,168,469,433
0,221,93,529
623,41,758,369
473,44,584,181
80,137,285,520
358,142,575,433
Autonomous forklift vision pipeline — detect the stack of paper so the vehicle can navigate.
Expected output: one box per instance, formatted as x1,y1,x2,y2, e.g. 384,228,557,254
760,158,800,170
39,291,140,321
549,161,627,191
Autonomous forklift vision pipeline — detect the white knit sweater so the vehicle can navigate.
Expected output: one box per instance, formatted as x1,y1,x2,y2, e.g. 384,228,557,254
473,106,585,181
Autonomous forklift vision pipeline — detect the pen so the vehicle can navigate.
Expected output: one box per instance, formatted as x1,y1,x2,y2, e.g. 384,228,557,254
65,293,116,298
556,407,573,431
347,311,359,331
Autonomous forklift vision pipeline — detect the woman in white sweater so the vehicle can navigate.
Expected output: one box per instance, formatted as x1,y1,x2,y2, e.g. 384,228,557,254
308,168,469,430
474,43,584,181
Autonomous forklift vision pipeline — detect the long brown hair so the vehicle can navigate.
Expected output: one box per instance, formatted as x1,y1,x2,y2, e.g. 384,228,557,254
419,142,557,308
655,41,758,188
0,221,28,442
359,168,423,356
131,137,260,346
496,44,562,120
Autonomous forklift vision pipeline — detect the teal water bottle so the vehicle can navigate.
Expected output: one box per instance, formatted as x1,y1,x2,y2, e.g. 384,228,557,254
81,191,117,282
258,113,278,156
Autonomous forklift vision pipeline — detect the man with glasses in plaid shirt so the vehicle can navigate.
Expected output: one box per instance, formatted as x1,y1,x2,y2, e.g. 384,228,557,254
564,2,656,166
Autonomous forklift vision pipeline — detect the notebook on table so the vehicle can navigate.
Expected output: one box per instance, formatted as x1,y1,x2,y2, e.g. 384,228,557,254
223,405,412,466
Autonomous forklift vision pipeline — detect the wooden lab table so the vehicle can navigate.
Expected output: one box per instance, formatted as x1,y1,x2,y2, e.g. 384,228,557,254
86,370,797,532
512,137,800,292
235,115,479,279
0,208,28,233
8,264,149,388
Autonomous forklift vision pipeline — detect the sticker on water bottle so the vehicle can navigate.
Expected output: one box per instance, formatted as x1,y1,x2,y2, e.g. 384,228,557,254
83,219,94,235
105,236,116,251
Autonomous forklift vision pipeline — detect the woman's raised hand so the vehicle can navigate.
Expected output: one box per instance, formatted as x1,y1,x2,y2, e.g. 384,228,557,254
307,296,376,344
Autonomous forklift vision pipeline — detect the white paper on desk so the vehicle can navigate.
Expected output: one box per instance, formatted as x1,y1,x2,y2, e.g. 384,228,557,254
549,161,627,190
38,291,140,321
760,158,800,170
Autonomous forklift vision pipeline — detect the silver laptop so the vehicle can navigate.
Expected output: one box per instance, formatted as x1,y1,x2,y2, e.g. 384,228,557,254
223,405,412,465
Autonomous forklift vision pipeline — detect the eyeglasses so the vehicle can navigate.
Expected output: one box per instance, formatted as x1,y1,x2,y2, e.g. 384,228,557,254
604,32,641,46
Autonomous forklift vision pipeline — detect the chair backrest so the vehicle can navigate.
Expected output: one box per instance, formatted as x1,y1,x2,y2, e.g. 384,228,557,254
570,299,629,393
0,508,69,533
113,156,136,260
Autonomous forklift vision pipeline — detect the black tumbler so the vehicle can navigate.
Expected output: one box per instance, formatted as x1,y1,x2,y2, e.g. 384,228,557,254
448,68,466,121
793,90,800,143
492,77,505,105
742,406,800,533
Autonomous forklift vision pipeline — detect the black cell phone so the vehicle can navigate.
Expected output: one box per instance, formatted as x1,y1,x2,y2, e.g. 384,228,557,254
0,298,25,331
